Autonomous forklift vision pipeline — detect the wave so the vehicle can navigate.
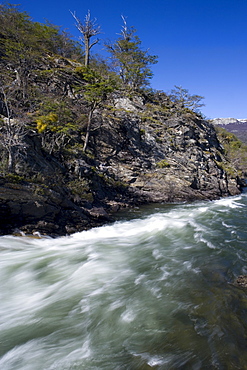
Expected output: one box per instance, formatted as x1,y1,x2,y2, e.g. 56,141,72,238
0,193,247,369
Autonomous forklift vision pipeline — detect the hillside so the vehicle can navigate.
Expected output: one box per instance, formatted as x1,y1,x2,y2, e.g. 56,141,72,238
0,4,246,236
212,118,247,144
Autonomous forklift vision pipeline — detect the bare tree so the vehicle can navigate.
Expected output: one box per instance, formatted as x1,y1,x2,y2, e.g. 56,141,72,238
170,86,205,113
0,82,27,172
70,10,101,67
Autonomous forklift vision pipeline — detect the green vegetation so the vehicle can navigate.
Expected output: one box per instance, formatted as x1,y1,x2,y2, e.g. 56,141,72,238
156,159,170,168
67,179,94,202
105,16,158,91
215,126,247,177
74,66,117,151
35,100,76,133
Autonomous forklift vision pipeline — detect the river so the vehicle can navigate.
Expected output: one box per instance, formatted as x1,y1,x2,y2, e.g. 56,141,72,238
0,191,247,369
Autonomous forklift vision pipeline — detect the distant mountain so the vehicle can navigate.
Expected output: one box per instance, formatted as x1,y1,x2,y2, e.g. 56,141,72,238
212,118,247,144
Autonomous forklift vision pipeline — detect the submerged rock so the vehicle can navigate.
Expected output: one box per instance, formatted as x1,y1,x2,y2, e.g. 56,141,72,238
234,275,247,288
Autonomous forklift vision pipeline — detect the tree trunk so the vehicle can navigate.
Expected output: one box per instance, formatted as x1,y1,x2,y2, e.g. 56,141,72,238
83,107,93,152
84,36,89,67
7,147,15,173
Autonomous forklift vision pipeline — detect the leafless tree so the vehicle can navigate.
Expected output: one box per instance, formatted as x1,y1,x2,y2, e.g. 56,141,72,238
169,86,205,114
0,84,27,172
70,10,101,67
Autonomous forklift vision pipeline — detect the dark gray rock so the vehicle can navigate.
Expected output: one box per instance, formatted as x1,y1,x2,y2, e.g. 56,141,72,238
234,275,247,288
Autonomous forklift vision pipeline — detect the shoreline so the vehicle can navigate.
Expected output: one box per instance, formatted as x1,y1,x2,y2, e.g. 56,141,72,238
1,185,246,239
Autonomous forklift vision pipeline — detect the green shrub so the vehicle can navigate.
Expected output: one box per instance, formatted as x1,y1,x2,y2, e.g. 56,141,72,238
156,160,170,168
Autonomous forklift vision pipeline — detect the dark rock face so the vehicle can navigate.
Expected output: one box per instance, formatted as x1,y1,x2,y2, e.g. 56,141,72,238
0,181,107,236
92,109,242,205
0,100,244,237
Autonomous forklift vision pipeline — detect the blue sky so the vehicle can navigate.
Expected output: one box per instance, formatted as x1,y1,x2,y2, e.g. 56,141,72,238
15,0,247,119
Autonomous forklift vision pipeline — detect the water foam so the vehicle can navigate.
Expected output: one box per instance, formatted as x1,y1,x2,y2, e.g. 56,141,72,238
0,193,247,369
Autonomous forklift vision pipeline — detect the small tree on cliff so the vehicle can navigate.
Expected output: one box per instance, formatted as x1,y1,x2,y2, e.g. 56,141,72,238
34,97,77,154
71,10,101,67
75,67,116,152
170,86,205,113
106,17,157,91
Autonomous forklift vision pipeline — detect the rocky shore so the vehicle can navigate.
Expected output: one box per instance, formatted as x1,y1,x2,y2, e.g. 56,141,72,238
0,97,245,237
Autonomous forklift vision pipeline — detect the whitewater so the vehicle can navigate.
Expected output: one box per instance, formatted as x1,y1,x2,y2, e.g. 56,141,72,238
0,191,247,369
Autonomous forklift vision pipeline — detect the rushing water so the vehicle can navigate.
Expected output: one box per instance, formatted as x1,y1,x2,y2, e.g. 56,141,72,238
1,192,247,370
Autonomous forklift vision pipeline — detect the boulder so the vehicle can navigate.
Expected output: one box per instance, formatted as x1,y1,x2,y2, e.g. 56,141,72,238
234,275,247,288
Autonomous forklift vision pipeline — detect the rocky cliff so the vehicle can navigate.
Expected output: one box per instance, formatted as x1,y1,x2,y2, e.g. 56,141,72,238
0,95,244,237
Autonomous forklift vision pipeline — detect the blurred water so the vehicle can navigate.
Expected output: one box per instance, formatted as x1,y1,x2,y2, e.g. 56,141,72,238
0,192,247,369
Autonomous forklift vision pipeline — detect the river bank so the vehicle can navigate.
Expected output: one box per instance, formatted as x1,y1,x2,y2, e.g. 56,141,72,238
0,105,245,237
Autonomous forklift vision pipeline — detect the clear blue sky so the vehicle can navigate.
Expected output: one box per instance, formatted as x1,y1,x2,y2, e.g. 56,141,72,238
14,0,247,119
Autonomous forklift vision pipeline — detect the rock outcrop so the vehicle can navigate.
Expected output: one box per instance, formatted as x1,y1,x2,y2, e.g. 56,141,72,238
0,97,244,237
233,275,247,289
0,178,111,237
92,105,242,204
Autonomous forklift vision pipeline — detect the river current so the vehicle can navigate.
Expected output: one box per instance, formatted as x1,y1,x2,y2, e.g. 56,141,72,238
0,191,247,369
